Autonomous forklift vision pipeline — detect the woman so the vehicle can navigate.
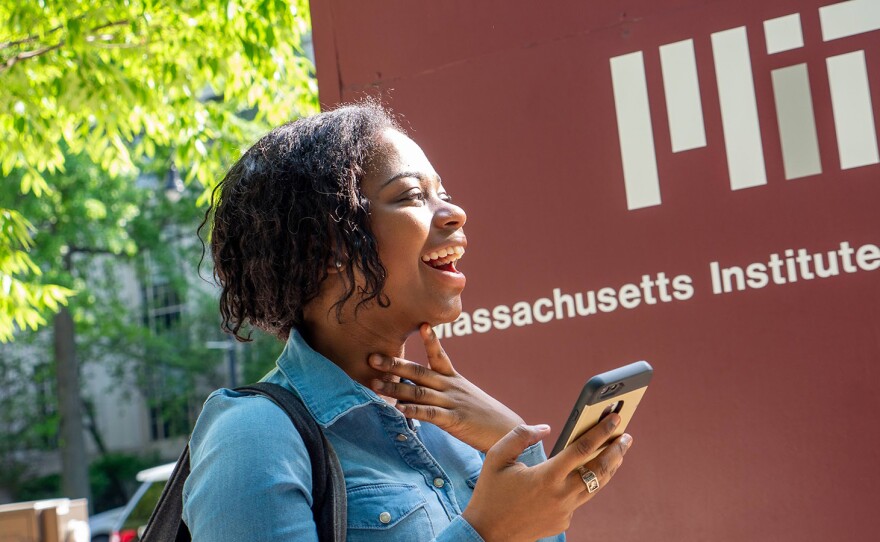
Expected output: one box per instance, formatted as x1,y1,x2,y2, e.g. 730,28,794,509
185,102,633,541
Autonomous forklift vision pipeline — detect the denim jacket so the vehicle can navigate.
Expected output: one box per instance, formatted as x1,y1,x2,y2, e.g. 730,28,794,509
182,329,565,541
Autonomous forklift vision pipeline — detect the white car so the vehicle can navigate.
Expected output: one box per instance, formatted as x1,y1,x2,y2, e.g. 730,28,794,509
88,506,124,542
109,462,176,542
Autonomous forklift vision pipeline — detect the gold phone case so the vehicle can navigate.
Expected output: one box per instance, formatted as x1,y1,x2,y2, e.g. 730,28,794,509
550,360,652,460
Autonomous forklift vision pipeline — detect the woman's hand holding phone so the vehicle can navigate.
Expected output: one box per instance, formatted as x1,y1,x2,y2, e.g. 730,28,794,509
463,417,633,541
369,324,638,540
368,323,524,452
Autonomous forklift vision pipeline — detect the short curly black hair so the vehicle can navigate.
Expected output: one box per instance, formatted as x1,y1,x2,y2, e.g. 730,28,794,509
199,102,400,341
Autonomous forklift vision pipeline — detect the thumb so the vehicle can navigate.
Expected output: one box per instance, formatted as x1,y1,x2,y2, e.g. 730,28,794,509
484,424,551,468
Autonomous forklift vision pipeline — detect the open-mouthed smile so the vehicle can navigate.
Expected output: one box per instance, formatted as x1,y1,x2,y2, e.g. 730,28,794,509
421,245,465,273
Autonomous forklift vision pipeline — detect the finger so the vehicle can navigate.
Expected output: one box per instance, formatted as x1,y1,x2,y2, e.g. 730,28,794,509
369,353,441,386
484,424,552,469
548,413,622,476
394,402,455,425
572,434,633,503
420,323,455,375
370,379,449,407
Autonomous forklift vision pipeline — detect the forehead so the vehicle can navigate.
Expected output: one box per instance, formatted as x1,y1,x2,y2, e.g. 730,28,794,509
369,128,437,180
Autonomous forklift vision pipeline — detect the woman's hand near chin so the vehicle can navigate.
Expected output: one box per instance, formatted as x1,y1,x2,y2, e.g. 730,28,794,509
368,323,524,452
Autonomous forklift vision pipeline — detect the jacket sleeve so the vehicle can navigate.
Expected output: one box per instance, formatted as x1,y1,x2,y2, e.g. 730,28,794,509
431,515,486,541
183,390,319,542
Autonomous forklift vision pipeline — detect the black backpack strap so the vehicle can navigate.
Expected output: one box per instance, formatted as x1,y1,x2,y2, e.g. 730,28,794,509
236,383,347,541
140,443,193,542
140,383,347,542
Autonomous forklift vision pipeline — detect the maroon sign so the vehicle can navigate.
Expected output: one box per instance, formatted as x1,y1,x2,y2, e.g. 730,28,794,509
311,1,880,539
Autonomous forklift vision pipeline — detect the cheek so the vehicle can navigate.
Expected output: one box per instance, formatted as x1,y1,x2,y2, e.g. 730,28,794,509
372,214,429,265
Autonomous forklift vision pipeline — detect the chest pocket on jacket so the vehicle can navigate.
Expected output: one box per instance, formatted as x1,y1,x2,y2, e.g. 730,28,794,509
346,482,431,542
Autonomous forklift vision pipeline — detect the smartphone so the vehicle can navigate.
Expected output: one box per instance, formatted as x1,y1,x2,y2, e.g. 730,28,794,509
549,361,653,460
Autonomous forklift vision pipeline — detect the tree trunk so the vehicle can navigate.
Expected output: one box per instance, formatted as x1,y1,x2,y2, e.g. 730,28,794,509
84,398,131,502
53,306,91,503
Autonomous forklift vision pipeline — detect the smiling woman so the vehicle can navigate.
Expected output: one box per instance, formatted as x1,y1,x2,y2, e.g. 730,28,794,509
187,102,634,541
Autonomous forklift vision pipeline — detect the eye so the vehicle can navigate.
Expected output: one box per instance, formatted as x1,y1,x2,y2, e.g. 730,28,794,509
439,192,453,202
399,188,426,204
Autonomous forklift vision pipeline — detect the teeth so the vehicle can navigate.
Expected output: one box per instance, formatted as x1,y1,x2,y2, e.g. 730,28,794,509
422,246,465,265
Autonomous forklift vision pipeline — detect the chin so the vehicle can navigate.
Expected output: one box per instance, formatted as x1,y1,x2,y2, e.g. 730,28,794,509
428,297,463,325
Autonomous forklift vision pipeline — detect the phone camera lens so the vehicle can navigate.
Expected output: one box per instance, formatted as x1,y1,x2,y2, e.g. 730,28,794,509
602,383,621,395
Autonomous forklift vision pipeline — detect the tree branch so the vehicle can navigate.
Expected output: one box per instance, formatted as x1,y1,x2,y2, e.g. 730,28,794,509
1,41,64,72
0,17,131,50
90,19,131,33
68,245,120,257
0,18,135,73
0,23,65,51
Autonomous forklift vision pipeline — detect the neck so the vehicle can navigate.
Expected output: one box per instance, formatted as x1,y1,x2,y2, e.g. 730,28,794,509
300,305,411,388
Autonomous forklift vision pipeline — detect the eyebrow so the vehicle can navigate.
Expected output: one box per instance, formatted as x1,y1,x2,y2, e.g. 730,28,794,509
381,171,442,189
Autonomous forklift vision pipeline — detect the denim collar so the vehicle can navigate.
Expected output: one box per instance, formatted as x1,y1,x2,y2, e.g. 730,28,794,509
274,328,386,428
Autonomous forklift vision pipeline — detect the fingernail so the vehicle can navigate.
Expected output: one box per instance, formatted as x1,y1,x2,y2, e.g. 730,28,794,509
372,379,386,391
534,424,551,432
621,434,633,448
369,354,382,367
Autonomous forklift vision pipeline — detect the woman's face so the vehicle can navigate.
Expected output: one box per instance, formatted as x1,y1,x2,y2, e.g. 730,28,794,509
359,129,468,329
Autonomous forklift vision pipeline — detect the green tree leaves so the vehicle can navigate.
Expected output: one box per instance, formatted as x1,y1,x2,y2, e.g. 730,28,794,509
1,0,317,340
0,208,75,341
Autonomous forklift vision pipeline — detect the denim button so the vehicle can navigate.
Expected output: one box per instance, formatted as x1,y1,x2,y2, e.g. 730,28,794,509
396,433,408,441
432,477,445,488
378,511,392,524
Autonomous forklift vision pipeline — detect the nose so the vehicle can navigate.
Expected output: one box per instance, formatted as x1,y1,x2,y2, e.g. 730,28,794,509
435,199,467,230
